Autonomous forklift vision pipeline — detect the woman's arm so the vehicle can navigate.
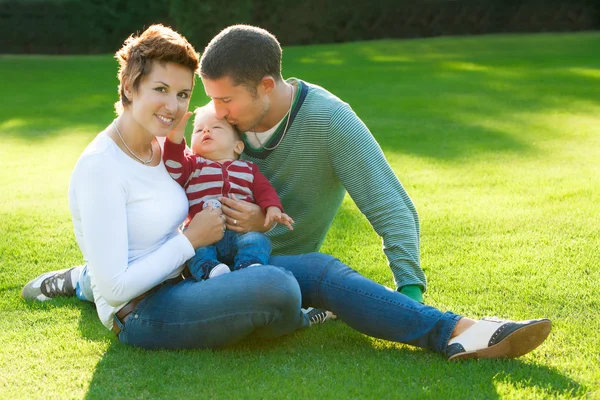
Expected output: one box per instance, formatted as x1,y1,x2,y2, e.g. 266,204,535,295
73,156,195,306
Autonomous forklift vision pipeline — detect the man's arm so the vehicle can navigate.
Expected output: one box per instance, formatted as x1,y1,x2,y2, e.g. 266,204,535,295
328,103,426,301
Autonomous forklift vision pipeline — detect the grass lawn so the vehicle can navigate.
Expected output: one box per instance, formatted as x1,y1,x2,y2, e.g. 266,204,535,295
1,31,599,399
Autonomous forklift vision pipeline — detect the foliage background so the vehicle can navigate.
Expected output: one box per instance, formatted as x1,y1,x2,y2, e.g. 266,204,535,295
0,0,598,54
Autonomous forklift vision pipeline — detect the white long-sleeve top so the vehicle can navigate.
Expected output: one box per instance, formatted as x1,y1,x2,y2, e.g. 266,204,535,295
69,131,195,330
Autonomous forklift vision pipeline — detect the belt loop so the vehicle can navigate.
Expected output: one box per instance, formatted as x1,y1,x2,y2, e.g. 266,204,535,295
112,314,124,336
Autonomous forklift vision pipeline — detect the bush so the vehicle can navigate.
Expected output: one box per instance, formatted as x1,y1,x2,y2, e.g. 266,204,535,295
172,0,599,48
0,0,173,54
170,0,253,52
1,0,598,54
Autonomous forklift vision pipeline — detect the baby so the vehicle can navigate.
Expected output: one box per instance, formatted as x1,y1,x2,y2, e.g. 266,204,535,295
163,104,293,280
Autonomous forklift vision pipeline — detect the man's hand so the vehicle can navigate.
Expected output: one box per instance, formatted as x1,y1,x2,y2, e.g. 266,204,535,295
167,111,193,144
265,206,294,230
219,195,269,233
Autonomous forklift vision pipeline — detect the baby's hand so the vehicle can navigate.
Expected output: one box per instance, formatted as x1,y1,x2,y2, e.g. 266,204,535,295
264,207,294,231
167,111,193,144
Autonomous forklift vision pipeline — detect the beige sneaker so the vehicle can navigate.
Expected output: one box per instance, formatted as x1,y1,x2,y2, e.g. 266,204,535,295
446,317,552,361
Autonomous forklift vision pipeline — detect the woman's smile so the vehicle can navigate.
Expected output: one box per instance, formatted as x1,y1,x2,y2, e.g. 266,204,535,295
156,114,174,125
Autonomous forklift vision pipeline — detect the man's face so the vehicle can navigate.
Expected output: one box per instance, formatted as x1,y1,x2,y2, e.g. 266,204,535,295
201,76,270,133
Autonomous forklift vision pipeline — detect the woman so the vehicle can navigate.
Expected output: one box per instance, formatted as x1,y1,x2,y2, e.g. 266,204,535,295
22,25,551,359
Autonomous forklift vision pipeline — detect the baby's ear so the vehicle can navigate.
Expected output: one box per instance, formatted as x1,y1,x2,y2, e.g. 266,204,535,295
234,140,244,156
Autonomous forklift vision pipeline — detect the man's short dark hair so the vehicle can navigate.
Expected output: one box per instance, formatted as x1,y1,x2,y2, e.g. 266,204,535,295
200,25,283,96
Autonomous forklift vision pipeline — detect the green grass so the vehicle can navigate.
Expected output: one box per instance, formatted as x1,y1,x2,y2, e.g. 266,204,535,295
1,32,599,399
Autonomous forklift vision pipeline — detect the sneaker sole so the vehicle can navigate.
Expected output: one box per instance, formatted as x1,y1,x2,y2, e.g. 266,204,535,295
448,319,552,361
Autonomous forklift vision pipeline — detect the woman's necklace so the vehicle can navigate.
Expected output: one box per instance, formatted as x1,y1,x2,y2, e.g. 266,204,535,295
252,83,294,151
113,120,154,165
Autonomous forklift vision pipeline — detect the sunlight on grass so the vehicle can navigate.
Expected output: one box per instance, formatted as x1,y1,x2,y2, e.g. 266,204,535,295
0,118,29,130
369,55,413,62
359,46,414,63
298,51,345,64
0,119,102,139
568,67,600,78
450,107,600,148
442,61,491,71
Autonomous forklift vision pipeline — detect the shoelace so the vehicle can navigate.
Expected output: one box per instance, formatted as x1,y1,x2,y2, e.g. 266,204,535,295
308,310,329,324
41,272,70,297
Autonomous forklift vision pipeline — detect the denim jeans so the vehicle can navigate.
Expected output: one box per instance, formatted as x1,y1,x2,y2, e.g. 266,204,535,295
188,230,271,280
76,253,461,353
269,253,461,353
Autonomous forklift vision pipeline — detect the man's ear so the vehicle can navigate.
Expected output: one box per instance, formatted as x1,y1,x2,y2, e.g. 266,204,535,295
234,140,244,156
259,76,276,95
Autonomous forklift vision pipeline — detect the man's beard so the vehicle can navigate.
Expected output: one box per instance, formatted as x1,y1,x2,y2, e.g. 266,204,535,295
238,100,270,133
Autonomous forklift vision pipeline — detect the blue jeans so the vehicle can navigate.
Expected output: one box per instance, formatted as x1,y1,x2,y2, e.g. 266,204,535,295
76,253,460,353
188,230,271,280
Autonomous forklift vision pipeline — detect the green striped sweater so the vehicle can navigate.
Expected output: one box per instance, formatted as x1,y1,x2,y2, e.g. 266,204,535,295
241,79,426,291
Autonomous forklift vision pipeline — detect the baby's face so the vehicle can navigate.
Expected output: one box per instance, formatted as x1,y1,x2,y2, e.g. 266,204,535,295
191,109,241,161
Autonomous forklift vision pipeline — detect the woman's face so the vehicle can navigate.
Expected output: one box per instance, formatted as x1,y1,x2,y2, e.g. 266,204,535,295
126,61,194,137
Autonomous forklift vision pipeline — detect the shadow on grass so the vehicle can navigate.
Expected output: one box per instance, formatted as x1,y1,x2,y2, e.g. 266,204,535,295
16,270,582,399
77,317,581,399
15,239,582,399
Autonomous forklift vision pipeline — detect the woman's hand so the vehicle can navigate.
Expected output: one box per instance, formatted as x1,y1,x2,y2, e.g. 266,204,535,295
183,205,226,249
219,195,268,233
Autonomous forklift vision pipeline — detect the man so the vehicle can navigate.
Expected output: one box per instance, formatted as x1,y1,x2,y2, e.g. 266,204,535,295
200,25,426,307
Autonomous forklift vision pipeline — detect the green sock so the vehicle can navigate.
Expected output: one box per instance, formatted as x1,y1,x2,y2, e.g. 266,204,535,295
399,285,424,303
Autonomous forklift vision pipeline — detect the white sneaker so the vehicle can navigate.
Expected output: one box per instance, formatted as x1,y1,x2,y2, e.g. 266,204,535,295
208,263,231,279
446,317,552,361
21,266,82,301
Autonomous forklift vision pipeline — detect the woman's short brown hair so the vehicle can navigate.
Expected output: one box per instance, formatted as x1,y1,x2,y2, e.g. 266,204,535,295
114,24,199,114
